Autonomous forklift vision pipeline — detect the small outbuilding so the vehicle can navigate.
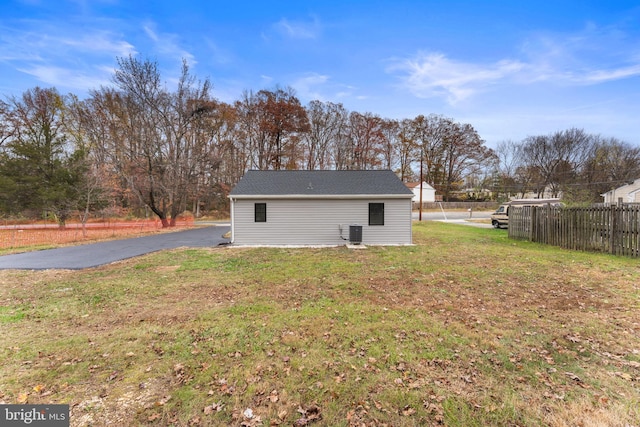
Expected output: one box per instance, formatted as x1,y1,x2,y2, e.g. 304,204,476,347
405,181,436,203
228,170,414,246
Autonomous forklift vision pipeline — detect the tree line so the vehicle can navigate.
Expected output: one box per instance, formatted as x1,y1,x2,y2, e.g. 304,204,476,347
1,56,638,226
492,130,640,204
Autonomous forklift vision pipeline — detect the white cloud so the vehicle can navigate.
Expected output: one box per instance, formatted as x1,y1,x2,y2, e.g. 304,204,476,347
0,21,135,93
61,32,136,57
18,64,112,90
390,23,640,106
577,64,640,84
288,73,364,104
291,72,330,101
203,37,233,65
143,24,159,42
274,17,320,39
518,24,640,85
389,52,526,105
1,23,136,58
142,21,196,65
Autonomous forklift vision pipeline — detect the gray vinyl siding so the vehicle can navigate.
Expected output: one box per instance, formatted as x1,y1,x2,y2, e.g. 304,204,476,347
232,198,412,245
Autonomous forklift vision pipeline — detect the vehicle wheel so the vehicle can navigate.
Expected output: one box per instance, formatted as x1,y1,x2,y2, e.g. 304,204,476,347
492,220,501,229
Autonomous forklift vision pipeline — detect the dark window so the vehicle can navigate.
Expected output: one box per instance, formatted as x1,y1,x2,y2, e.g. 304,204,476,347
255,203,267,222
369,203,384,225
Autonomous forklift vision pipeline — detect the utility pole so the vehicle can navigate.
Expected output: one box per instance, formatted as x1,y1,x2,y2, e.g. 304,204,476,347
419,145,423,221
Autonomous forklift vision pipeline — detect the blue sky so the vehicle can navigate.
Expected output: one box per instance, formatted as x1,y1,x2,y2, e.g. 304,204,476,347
1,0,639,148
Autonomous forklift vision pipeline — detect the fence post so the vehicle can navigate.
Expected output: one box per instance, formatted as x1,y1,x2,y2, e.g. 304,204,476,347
610,201,621,255
529,206,537,241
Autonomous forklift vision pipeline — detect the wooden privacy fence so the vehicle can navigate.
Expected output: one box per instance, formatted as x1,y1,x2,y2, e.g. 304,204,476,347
508,205,640,257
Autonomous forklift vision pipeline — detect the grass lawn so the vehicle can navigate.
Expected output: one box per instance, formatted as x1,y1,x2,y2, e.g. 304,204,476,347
0,222,638,426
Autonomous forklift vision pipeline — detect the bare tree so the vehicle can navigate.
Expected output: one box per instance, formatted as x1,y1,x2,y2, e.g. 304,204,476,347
408,115,495,200
0,100,12,148
411,114,448,188
439,122,495,200
380,118,399,171
521,128,594,198
579,137,640,202
303,100,348,170
493,140,525,198
347,111,385,170
255,87,309,170
395,119,418,182
96,56,215,227
235,90,267,170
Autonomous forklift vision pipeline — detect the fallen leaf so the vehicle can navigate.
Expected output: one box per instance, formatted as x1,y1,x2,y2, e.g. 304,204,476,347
305,405,321,421
566,335,581,343
402,405,416,416
615,371,632,381
204,401,223,414
565,372,582,382
17,393,28,404
154,396,171,406
294,404,322,425
241,414,263,427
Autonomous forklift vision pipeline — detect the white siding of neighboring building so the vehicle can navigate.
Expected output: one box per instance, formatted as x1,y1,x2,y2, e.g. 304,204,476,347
231,198,412,245
410,183,436,203
602,179,640,204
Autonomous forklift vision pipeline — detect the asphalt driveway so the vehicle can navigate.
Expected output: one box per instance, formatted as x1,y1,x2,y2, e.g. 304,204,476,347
0,225,230,270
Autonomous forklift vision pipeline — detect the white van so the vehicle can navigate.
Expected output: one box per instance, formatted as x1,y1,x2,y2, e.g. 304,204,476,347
491,199,562,229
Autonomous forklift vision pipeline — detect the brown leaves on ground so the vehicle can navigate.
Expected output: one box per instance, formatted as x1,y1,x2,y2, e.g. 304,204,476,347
294,404,322,426
2,226,639,426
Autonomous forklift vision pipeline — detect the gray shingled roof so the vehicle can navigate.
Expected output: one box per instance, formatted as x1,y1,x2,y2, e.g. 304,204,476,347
229,170,413,197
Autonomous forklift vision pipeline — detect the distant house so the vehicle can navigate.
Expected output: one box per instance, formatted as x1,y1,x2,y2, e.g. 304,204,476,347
601,178,640,204
228,170,414,246
519,187,562,200
405,182,436,203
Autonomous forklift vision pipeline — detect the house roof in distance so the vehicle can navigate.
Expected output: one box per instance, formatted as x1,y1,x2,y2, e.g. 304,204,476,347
229,170,414,198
